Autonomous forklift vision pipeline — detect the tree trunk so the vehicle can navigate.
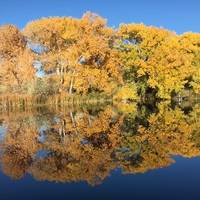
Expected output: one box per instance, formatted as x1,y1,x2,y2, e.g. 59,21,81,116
69,70,76,95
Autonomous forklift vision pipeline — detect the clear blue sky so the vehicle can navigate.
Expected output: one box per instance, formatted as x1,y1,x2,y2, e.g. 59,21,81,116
0,0,199,34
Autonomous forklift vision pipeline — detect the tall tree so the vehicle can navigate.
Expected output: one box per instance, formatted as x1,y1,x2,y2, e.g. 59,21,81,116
23,13,123,95
0,25,35,94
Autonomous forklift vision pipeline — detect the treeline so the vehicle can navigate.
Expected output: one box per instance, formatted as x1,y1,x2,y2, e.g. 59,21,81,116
0,12,200,102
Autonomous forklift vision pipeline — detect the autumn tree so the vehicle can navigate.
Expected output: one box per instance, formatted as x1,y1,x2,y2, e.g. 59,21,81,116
118,24,173,98
0,25,35,94
145,36,194,99
23,13,123,96
118,23,200,99
0,13,199,102
179,32,200,93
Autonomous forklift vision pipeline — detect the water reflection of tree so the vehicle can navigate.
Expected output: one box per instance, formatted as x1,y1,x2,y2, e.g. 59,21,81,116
0,102,200,185
0,112,39,179
125,102,200,173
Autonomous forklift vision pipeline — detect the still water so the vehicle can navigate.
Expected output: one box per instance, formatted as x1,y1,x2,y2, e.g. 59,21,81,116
0,102,200,200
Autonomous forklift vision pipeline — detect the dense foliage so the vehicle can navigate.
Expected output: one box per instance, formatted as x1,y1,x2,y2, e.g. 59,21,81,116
0,12,200,101
0,102,200,184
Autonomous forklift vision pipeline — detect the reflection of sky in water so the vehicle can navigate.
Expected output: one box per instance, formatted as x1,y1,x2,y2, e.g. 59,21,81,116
53,116,60,123
38,125,47,143
80,138,90,145
35,150,50,159
0,126,6,141
0,155,200,200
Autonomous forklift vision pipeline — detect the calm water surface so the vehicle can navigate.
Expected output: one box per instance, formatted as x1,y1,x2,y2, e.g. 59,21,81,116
0,102,200,200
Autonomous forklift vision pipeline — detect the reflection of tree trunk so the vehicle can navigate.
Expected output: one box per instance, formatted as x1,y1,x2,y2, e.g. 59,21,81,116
69,70,76,95
88,115,92,127
59,119,66,137
56,67,60,75
62,118,66,136
70,111,75,127
60,65,64,84
70,111,78,135
14,122,23,137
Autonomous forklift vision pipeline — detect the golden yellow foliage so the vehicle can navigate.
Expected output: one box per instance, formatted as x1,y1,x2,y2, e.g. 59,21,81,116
0,13,200,100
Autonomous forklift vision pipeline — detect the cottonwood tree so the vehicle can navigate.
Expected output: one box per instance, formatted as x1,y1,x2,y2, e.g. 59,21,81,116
0,25,35,94
24,13,123,95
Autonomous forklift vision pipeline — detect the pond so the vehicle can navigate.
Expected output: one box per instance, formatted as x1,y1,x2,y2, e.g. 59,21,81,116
0,101,200,200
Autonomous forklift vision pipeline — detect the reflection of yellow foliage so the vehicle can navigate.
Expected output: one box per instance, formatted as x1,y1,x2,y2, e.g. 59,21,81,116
138,102,200,158
1,145,32,180
113,84,138,101
115,103,137,115
1,101,200,185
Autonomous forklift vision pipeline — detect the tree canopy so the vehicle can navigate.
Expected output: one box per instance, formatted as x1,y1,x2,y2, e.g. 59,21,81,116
0,12,200,101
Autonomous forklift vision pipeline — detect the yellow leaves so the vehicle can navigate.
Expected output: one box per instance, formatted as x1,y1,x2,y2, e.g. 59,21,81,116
23,17,70,49
147,78,158,89
191,81,200,94
81,12,113,36
1,13,200,98
81,12,106,27
0,25,25,59
138,102,200,160
119,23,173,51
73,68,118,95
178,32,200,93
137,67,146,77
23,13,123,95
115,103,137,115
113,84,138,101
61,19,80,41
1,100,200,183
0,49,35,93
143,36,196,98
118,22,200,98
0,25,36,93
16,49,35,80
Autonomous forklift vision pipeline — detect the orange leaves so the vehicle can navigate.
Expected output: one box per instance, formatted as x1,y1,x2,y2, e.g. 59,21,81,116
23,17,71,49
1,13,200,98
0,25,35,93
1,101,200,183
22,13,122,95
0,25,26,59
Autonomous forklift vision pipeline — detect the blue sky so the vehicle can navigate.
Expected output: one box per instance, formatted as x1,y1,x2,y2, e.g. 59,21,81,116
0,0,199,34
